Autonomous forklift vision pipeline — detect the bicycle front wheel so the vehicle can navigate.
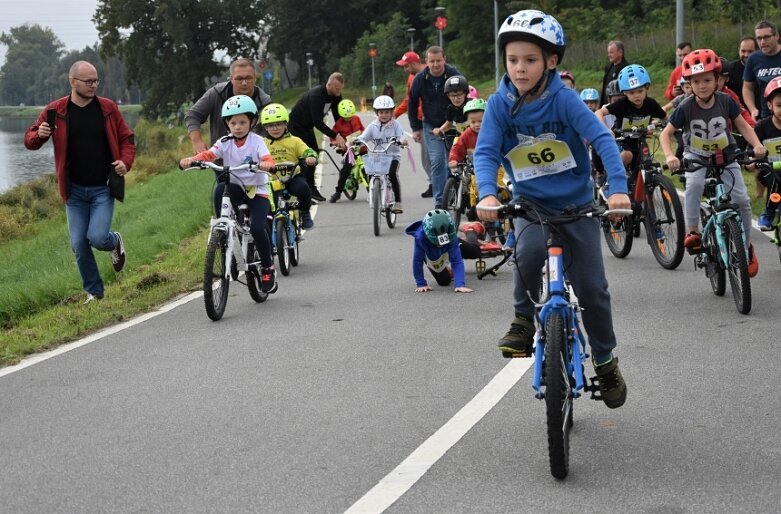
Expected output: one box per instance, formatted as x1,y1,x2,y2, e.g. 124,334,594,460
602,209,634,258
544,312,573,480
644,175,685,269
724,217,751,314
290,217,300,266
276,217,291,276
372,178,382,237
246,241,269,303
203,231,229,321
442,177,462,228
385,181,397,229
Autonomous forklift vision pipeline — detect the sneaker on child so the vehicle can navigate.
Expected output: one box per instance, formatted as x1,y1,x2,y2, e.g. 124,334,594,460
497,314,535,358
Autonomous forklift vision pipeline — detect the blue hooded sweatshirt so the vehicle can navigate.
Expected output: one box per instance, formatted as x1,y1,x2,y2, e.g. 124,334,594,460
405,220,466,288
474,72,627,211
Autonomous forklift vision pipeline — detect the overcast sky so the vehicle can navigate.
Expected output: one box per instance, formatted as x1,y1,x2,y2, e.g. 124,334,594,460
0,0,100,66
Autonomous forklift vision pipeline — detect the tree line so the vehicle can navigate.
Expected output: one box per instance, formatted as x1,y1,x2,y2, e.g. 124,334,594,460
1,0,779,117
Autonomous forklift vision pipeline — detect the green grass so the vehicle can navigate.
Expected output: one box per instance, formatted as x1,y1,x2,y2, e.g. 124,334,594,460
0,168,215,365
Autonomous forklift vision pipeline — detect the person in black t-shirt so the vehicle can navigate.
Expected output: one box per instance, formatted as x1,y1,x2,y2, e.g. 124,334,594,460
24,61,136,303
596,64,667,169
752,77,781,230
288,72,345,202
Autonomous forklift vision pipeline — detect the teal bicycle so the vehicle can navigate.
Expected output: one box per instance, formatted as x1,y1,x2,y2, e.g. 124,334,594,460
675,148,757,314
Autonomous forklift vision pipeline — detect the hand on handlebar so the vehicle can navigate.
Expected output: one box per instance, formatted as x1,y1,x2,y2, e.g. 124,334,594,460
752,144,767,160
476,195,502,222
665,155,681,173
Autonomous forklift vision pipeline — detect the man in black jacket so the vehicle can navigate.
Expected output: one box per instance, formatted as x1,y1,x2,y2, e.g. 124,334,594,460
407,47,462,208
288,72,346,201
600,41,628,106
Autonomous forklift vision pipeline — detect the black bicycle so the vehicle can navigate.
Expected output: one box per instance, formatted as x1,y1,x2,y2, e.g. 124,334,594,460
599,126,685,269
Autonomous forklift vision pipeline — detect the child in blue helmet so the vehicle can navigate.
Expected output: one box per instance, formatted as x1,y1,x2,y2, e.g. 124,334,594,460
596,64,667,169
580,88,600,112
474,9,630,409
405,209,473,293
180,95,278,294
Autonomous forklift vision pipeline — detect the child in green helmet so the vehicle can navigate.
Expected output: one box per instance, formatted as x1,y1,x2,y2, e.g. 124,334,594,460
329,99,366,203
405,209,473,293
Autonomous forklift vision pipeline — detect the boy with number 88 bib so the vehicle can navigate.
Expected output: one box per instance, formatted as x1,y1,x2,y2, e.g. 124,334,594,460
474,9,631,408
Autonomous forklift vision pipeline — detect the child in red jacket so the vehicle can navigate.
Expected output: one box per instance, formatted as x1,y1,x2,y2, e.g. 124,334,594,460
329,99,365,202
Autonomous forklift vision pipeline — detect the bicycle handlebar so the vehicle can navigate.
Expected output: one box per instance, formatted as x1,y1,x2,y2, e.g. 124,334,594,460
179,160,269,174
481,202,632,224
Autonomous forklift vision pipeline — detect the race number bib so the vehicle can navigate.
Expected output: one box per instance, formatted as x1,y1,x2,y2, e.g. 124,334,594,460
763,136,781,162
689,133,730,157
454,119,469,134
505,134,576,182
426,253,450,273
620,115,652,131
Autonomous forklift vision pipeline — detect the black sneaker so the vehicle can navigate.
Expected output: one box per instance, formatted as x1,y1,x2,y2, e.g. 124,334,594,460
310,187,326,202
497,314,535,357
329,191,341,203
421,184,433,198
110,232,126,272
301,211,314,229
594,356,627,409
260,266,277,293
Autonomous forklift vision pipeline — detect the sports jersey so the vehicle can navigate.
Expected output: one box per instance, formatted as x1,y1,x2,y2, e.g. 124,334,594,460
474,72,627,211
754,115,781,162
605,96,666,132
667,92,742,157
195,132,274,196
263,132,317,182
743,49,781,119
357,118,404,158
405,220,466,288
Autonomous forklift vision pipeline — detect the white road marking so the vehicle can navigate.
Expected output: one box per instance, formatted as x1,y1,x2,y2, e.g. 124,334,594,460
344,358,533,514
0,291,203,379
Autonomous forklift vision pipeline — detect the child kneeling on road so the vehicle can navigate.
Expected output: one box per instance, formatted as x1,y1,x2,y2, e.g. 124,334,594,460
406,209,473,293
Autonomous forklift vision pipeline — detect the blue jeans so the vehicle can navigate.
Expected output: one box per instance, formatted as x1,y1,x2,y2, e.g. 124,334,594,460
65,183,118,296
511,205,617,360
422,122,448,206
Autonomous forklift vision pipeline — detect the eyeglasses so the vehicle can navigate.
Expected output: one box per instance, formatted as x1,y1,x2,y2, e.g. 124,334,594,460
72,77,100,86
756,34,776,42
232,76,255,84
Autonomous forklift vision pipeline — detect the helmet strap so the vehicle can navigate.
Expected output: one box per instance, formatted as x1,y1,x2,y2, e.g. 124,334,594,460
510,69,549,117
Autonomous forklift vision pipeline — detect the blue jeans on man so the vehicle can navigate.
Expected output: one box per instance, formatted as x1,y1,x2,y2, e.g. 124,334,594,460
65,183,119,297
422,121,448,207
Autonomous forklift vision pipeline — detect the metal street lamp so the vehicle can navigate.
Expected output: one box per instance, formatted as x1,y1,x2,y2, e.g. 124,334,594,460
407,28,416,51
368,43,377,99
305,52,313,89
434,6,447,48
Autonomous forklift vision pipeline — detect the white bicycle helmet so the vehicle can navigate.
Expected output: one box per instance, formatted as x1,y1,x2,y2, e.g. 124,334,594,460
497,9,566,62
373,95,395,110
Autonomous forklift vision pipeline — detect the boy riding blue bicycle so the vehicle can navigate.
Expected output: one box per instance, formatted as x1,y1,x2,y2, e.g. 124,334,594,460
474,9,631,408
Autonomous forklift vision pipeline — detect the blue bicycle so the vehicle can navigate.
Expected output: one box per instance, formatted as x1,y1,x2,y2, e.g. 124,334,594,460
493,201,631,479
269,162,302,276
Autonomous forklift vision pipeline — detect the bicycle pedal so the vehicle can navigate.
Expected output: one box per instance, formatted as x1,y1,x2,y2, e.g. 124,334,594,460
587,376,603,401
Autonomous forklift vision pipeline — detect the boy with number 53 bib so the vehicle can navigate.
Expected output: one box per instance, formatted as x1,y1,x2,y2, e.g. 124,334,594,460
474,9,631,409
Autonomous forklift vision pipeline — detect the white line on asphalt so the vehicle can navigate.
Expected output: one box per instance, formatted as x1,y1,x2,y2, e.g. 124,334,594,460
0,291,203,379
343,358,533,514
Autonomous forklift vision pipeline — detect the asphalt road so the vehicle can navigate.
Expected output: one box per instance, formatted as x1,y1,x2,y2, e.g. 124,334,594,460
1,114,780,513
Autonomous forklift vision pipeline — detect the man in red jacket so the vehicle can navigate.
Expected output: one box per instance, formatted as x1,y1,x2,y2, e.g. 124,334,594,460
394,51,433,197
24,60,136,303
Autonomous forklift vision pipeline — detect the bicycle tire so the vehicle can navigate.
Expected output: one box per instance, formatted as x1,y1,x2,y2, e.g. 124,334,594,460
276,217,291,276
724,217,751,314
544,312,572,480
442,177,462,228
344,179,358,200
203,231,229,321
372,178,382,237
602,209,634,258
246,241,269,303
290,218,300,267
386,181,397,229
644,175,685,269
